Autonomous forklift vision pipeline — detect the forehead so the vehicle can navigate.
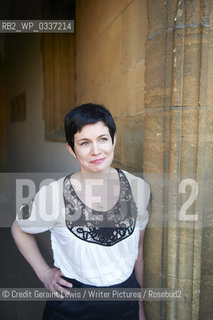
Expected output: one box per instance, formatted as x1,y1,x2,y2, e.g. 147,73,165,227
75,121,110,139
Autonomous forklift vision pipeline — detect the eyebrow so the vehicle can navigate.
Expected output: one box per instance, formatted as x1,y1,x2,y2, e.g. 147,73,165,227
76,134,109,142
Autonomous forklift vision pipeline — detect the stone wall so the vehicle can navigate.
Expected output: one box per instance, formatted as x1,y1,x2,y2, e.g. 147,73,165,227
143,1,213,319
0,54,6,171
76,0,147,171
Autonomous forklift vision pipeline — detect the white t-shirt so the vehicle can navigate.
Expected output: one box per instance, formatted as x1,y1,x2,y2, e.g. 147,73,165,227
17,169,150,286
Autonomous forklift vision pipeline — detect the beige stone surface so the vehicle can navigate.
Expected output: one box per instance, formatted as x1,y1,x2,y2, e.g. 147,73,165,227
200,28,213,107
144,300,161,320
146,0,167,40
167,227,179,278
184,0,202,26
166,276,202,320
120,115,144,169
171,28,186,107
145,33,173,109
166,276,180,320
178,227,195,279
145,36,166,109
201,227,213,274
143,110,169,174
77,16,122,95
121,0,147,71
176,278,195,318
200,275,213,319
180,107,199,175
75,1,213,319
76,0,132,53
0,58,7,171
147,201,164,228
182,29,202,107
127,63,146,115
76,71,129,116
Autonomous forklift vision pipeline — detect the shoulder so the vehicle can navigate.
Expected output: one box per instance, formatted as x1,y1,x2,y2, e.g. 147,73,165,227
120,169,150,191
119,169,150,204
33,176,65,205
38,176,65,192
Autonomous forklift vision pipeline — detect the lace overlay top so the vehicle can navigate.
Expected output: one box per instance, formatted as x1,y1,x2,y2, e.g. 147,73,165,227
17,169,150,286
63,168,138,246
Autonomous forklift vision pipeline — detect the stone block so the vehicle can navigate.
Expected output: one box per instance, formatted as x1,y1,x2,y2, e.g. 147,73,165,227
180,107,199,175
148,203,164,229
144,226,162,275
76,0,132,54
200,29,213,107
120,115,144,170
127,63,146,115
198,107,213,142
145,33,173,109
143,174,164,228
200,275,213,317
185,1,202,26
177,226,194,279
100,0,132,31
168,109,181,174
143,257,162,318
144,301,161,320
167,276,201,320
202,173,213,225
77,71,129,117
166,276,181,320
121,0,147,71
77,16,121,95
201,227,213,275
146,0,167,40
182,28,202,107
167,227,179,278
176,278,194,318
144,262,162,289
143,110,169,174
76,0,101,53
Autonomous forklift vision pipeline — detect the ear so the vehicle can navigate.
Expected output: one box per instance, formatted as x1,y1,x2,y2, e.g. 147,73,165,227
66,143,76,158
113,133,117,149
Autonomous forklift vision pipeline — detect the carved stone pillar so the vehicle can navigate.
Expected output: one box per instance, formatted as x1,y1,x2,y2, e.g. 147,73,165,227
143,1,213,319
0,54,6,171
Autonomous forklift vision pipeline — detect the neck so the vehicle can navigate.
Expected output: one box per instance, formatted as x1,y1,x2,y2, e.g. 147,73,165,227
79,167,116,179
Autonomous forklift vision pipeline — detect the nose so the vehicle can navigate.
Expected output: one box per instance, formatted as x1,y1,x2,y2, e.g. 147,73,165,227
91,142,101,155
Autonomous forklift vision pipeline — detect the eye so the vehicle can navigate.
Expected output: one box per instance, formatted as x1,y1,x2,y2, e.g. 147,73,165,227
100,137,108,142
80,141,89,146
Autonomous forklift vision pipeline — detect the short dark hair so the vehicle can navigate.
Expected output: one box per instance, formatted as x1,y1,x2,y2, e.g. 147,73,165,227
64,103,116,151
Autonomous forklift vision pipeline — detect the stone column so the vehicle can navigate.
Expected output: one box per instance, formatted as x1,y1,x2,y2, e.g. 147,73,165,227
143,1,213,319
0,54,7,171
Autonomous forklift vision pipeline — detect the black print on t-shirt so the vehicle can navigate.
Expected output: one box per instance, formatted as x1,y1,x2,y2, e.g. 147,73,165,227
63,168,137,247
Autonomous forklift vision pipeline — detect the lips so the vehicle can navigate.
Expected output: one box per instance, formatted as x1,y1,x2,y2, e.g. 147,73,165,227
89,158,106,164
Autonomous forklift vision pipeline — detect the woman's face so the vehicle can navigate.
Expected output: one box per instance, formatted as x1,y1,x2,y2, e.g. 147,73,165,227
67,121,116,173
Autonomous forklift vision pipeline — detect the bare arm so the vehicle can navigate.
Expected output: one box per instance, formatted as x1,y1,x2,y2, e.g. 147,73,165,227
11,220,72,294
135,229,145,286
134,229,146,320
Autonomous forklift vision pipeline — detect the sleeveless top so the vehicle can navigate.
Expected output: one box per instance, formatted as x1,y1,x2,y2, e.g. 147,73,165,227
17,169,150,286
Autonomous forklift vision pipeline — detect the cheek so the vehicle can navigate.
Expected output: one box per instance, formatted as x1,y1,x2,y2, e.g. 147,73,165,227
75,149,88,160
107,146,115,156
104,142,114,152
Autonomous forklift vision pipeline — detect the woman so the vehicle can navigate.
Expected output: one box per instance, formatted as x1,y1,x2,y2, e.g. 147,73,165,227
11,103,150,320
